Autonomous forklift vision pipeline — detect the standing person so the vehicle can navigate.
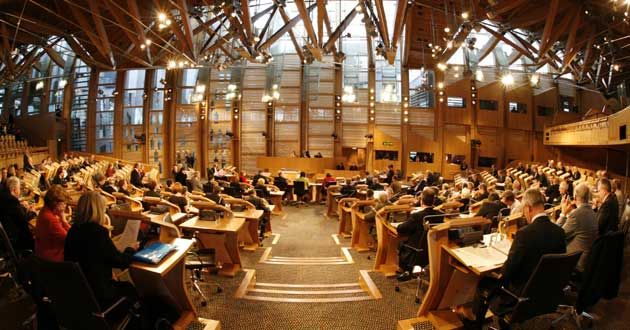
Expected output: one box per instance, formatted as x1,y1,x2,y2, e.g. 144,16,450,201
130,163,144,187
594,178,619,236
35,185,71,262
466,189,566,329
612,179,625,221
385,164,395,185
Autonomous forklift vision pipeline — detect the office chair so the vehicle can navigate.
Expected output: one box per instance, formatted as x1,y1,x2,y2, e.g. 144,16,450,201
35,257,140,330
0,222,20,288
293,181,308,207
488,251,581,329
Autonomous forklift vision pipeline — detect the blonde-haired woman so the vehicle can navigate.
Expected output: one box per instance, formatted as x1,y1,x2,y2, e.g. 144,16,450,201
64,191,138,306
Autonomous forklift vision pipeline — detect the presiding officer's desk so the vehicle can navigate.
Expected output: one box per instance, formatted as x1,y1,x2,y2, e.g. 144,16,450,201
351,199,377,252
337,197,358,238
179,210,246,277
398,217,495,330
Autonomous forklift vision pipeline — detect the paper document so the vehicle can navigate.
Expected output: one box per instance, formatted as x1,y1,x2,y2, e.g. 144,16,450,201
451,245,508,270
113,220,140,252
490,240,512,255
390,222,403,228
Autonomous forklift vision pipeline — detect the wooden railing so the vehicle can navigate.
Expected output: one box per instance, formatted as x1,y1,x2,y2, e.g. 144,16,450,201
544,105,630,146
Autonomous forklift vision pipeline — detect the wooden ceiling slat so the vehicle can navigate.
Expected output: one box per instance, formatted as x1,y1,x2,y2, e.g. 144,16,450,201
86,0,115,67
323,8,358,53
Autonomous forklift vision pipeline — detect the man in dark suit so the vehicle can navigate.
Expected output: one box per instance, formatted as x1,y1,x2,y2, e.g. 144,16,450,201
130,163,144,187
0,177,35,252
475,193,507,220
252,170,269,185
467,188,566,329
396,188,443,281
385,164,395,185
595,178,619,236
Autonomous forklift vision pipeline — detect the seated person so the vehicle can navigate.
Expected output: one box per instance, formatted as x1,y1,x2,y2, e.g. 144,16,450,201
242,189,271,240
115,179,131,196
314,152,323,158
294,171,310,193
396,188,443,281
168,183,189,212
349,163,359,171
555,183,597,275
174,166,187,186
239,171,248,183
105,164,116,178
473,183,489,201
339,181,357,198
475,193,507,220
188,171,203,192
35,184,71,262
143,180,161,198
323,173,337,188
0,177,35,252
364,190,388,223
203,182,224,205
388,179,403,201
254,178,269,198
501,191,522,216
368,177,383,191
467,189,566,329
51,167,69,186
64,192,138,308
252,170,268,185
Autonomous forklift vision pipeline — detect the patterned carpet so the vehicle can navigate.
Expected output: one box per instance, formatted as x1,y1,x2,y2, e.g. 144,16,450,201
189,205,422,330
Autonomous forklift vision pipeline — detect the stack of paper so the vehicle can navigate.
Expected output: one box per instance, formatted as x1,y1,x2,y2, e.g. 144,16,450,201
113,220,140,252
451,245,508,269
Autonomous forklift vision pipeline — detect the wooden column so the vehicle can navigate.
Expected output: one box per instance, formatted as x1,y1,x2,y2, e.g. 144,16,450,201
334,62,343,162
435,70,446,175
113,71,125,159
300,63,308,154
366,64,376,172
143,70,155,164
86,69,99,154
163,69,177,176
401,66,410,176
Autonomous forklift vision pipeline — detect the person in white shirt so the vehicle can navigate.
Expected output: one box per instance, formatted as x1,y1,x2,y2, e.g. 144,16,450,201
501,190,523,216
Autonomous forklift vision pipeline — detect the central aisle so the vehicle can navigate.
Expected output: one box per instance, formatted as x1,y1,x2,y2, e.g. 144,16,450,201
193,205,420,329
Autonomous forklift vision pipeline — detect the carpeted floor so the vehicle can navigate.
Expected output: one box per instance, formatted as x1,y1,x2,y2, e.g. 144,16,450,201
190,205,422,330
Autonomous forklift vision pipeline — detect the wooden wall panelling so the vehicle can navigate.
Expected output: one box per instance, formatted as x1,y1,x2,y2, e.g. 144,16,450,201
533,87,557,131
504,129,532,162
506,84,533,130
444,78,471,125
442,124,470,179
373,127,401,171
406,125,441,173
477,82,503,127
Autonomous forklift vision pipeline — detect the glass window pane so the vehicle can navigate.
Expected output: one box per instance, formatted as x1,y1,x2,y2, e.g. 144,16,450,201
125,70,146,89
98,71,117,84
152,91,164,109
123,107,143,125
123,90,144,107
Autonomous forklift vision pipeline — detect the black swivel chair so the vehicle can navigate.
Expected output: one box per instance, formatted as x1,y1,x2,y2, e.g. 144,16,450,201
293,181,308,207
490,251,582,328
35,258,140,330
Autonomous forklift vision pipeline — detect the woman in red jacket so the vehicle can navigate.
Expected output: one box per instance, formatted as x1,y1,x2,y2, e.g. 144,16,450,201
35,184,71,262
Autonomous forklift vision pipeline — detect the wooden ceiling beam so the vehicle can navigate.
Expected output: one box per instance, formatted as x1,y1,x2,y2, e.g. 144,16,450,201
174,0,196,57
258,3,316,51
391,0,409,51
537,0,559,59
323,8,358,53
103,0,141,47
562,8,582,69
44,45,66,68
240,0,254,43
317,0,325,46
67,3,111,65
255,7,277,49
477,36,499,62
275,5,305,62
580,28,597,80
481,24,534,61
295,0,321,60
86,0,115,67
374,0,391,48
489,0,530,16
126,0,146,46
0,23,15,75
252,4,275,22
192,14,225,35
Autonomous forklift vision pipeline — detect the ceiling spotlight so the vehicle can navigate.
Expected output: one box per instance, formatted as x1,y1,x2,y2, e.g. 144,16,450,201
355,5,362,12
614,64,621,71
444,26,451,33
461,12,469,20
530,74,540,86
437,62,447,71
254,36,260,42
140,44,146,49
157,12,167,22
437,82,444,89
501,73,514,86
475,69,484,81
145,39,152,45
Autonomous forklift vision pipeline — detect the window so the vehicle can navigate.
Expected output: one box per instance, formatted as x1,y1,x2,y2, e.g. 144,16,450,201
27,80,44,115
409,151,434,163
560,96,577,113
178,69,198,104
70,60,90,151
537,106,553,117
478,157,497,167
509,101,527,113
9,83,23,116
149,69,166,172
122,70,146,162
95,71,117,154
48,64,66,113
479,99,498,111
446,154,466,165
409,69,434,108
0,88,4,115
375,150,398,161
447,96,465,108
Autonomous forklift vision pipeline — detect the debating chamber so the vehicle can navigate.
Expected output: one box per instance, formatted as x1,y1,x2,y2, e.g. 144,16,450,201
1,0,630,329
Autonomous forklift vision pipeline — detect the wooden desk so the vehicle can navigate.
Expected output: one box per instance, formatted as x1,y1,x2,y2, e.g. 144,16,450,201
325,185,341,216
179,217,245,277
129,238,199,330
268,190,285,215
337,198,357,238
411,218,492,329
233,209,264,251
310,182,323,202
351,200,376,252
373,205,414,277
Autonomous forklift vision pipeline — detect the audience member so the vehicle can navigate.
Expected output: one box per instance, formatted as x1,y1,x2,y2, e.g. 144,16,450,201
168,182,189,213
0,177,35,252
595,178,619,235
34,184,70,262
